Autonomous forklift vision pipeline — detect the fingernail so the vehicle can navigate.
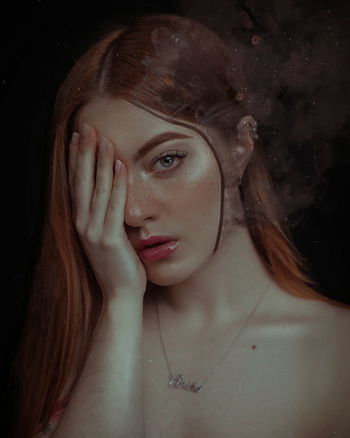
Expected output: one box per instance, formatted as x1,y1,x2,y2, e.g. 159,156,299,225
71,132,79,144
115,160,122,172
82,123,91,139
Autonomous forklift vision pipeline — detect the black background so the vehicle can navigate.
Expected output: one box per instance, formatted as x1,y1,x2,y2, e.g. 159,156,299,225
2,0,350,435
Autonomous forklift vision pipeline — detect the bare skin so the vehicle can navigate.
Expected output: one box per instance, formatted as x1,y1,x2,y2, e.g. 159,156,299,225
39,97,350,437
142,286,350,438
39,293,350,438
74,98,268,324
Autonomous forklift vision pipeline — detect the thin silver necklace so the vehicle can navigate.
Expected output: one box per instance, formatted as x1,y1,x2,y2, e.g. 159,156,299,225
153,282,271,394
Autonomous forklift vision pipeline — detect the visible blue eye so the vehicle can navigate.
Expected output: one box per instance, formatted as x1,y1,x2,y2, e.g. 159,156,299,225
152,150,187,174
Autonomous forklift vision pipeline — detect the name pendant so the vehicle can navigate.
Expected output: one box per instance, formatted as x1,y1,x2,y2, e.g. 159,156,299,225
168,374,202,394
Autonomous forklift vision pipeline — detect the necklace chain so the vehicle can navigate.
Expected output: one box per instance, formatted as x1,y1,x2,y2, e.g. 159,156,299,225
153,282,271,394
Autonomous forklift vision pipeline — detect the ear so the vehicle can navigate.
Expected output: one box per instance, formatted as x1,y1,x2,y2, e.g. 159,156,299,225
231,114,258,182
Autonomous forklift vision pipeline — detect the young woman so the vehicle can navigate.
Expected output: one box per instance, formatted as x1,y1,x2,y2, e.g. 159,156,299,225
12,13,350,438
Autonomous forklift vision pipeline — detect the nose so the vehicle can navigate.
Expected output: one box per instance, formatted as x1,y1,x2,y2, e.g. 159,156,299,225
123,175,159,229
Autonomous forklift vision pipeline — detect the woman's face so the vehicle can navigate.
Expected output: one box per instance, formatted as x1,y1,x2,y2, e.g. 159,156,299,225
75,98,221,286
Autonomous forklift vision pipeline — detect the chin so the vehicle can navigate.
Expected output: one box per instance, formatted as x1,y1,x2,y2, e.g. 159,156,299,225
146,269,187,287
144,254,208,287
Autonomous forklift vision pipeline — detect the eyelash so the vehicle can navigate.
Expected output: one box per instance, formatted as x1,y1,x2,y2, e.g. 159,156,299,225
151,149,188,174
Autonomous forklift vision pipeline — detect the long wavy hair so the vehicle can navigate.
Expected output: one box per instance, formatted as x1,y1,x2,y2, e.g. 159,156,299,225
10,13,348,438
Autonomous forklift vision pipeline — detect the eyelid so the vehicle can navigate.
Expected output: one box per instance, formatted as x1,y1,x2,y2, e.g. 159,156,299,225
151,149,187,173
152,148,186,162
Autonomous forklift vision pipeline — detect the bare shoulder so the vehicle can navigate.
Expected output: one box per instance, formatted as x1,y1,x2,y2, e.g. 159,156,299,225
315,298,350,381
299,295,350,358
270,286,350,346
308,298,350,433
272,288,350,433
278,291,350,371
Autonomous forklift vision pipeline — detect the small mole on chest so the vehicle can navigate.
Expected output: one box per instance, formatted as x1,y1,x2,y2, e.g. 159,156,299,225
251,345,256,349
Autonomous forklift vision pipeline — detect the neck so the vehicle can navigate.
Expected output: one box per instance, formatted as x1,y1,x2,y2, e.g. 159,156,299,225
147,226,275,332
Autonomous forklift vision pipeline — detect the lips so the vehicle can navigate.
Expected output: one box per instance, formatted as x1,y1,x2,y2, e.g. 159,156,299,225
144,242,164,248
136,235,175,251
138,240,179,261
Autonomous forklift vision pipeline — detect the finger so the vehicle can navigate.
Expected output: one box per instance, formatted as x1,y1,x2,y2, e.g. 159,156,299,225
104,156,127,237
74,123,97,231
89,136,114,230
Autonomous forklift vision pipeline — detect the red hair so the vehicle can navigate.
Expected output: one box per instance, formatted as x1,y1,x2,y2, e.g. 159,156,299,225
10,13,349,438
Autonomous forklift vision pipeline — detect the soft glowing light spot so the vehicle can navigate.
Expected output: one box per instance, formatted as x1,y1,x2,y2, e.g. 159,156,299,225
251,35,261,45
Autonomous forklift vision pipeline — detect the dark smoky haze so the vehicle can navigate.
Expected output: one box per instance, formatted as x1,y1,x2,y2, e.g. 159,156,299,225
177,0,350,220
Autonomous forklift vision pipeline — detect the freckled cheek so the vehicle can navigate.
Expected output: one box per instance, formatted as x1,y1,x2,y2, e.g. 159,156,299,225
162,165,220,218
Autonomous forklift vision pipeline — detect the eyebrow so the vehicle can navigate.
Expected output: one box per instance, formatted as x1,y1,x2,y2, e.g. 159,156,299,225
133,132,192,163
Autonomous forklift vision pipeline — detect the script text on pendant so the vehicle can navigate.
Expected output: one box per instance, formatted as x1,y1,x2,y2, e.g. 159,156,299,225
168,374,202,393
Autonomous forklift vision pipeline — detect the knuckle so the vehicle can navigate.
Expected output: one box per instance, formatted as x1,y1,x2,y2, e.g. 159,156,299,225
107,199,119,211
79,135,93,152
78,143,89,156
94,185,108,197
101,231,124,249
74,219,86,235
85,228,100,244
100,235,115,248
97,157,107,168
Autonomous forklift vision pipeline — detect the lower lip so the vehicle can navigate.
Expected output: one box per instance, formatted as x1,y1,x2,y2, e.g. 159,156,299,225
139,240,179,261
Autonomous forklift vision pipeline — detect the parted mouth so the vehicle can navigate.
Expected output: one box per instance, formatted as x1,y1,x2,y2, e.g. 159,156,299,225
136,235,175,251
